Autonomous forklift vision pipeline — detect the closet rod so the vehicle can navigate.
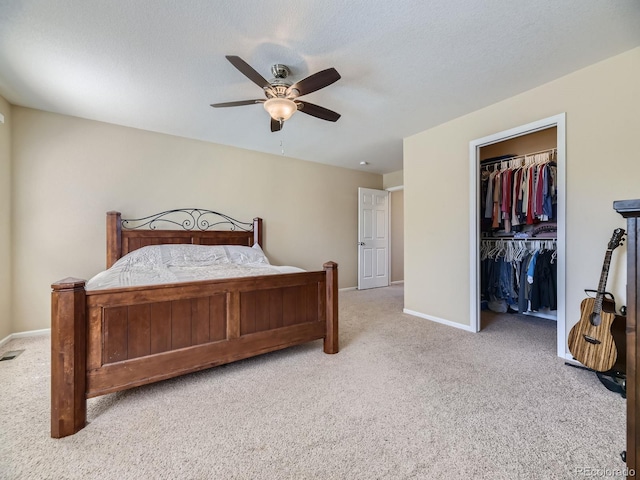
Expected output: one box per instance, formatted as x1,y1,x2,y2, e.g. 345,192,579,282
480,147,557,166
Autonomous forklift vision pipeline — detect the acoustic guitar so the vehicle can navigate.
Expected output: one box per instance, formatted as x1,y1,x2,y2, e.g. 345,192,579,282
568,228,626,372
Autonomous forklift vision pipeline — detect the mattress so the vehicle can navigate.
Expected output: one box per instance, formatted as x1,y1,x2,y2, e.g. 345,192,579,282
85,243,304,291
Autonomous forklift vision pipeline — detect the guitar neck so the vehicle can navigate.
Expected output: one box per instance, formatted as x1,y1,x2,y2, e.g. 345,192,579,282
594,249,613,313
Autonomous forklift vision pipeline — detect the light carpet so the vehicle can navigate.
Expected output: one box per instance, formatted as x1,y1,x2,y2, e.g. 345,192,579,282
0,285,627,479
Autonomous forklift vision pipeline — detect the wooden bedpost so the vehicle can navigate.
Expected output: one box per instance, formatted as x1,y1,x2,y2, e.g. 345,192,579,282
253,217,263,247
106,211,122,269
323,262,339,354
51,278,87,438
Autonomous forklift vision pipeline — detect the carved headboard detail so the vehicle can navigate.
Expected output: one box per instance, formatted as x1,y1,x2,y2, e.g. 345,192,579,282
106,209,262,268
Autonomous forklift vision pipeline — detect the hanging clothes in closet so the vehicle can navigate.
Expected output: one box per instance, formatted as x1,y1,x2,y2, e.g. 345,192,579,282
480,239,557,315
480,151,558,236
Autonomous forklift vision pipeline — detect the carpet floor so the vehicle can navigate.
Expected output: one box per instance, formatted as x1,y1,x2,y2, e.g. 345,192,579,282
0,285,627,479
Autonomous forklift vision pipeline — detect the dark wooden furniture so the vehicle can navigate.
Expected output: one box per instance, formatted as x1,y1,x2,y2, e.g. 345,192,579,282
51,210,339,438
614,199,640,476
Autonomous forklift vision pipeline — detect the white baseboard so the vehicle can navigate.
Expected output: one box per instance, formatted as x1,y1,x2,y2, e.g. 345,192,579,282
403,309,476,333
342,282,403,292
563,354,583,366
0,328,51,349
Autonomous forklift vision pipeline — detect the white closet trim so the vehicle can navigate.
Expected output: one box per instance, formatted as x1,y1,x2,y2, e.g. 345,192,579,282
468,113,566,359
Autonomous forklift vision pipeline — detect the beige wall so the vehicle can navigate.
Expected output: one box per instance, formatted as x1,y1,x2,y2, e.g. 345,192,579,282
383,170,403,189
479,127,557,160
10,108,381,333
404,47,640,350
0,97,11,340
383,169,404,283
390,189,404,283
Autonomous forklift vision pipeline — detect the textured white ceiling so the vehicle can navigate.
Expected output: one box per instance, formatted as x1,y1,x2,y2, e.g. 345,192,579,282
1,1,640,174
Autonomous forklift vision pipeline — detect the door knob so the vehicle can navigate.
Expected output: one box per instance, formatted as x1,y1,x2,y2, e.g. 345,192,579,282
358,242,365,246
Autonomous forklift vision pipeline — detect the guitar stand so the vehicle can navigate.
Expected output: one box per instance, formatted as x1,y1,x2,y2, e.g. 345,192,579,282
564,362,626,398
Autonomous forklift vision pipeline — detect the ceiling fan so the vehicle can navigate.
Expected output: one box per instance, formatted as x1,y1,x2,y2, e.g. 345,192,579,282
210,55,341,132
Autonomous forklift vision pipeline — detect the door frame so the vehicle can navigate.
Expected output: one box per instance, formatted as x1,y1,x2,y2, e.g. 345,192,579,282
468,113,567,359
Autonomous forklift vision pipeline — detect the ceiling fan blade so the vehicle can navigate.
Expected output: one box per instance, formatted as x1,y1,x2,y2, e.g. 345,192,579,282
210,99,264,108
296,101,341,122
286,68,341,98
270,118,282,132
225,55,272,91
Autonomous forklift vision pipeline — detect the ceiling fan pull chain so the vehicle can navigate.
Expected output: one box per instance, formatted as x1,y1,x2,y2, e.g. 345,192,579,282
280,139,285,156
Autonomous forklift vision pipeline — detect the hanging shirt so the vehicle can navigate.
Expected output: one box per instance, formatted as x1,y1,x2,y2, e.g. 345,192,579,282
543,165,556,218
492,171,501,229
501,168,512,232
526,166,535,225
520,167,529,219
527,250,539,284
511,167,522,227
535,164,545,218
484,170,495,219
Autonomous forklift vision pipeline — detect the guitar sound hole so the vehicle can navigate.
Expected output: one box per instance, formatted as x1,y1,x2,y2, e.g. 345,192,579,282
590,312,601,327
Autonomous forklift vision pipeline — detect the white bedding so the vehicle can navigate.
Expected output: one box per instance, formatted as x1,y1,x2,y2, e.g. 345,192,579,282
85,244,305,291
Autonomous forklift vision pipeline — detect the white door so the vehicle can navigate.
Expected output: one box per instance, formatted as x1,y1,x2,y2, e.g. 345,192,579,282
358,187,389,289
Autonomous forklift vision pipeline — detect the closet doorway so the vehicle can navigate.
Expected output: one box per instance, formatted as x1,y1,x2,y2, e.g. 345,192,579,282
469,114,567,359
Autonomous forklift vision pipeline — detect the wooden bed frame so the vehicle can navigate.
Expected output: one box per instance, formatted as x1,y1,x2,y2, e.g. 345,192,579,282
51,210,338,438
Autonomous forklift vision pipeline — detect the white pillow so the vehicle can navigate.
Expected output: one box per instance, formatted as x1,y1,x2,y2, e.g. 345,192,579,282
224,244,270,265
111,245,164,269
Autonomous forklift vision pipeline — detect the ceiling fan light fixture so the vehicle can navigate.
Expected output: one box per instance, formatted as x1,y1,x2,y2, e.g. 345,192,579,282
263,97,297,122
212,56,341,132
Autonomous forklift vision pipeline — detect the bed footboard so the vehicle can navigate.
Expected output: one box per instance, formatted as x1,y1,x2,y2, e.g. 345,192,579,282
51,278,87,439
51,262,338,438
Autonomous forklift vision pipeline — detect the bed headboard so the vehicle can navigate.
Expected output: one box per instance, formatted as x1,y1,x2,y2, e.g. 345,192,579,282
106,209,263,268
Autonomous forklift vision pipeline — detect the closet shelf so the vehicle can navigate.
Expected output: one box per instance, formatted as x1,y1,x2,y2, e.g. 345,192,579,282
481,147,557,167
